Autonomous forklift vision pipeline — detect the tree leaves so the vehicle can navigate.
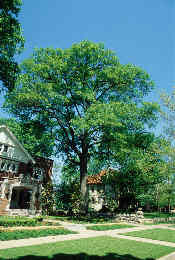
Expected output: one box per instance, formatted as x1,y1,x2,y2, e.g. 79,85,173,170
4,41,159,206
0,0,24,91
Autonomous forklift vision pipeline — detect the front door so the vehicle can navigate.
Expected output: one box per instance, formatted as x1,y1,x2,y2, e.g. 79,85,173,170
10,188,32,209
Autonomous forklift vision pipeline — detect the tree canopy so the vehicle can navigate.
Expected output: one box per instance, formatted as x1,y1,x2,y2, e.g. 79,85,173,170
102,134,169,209
0,0,24,91
5,41,160,210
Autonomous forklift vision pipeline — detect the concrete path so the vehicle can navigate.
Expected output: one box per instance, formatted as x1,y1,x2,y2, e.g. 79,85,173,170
0,221,175,260
158,252,175,260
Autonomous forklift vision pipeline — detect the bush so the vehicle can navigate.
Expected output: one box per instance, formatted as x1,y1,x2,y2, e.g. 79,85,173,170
40,182,55,215
55,182,82,216
0,217,38,227
0,216,59,227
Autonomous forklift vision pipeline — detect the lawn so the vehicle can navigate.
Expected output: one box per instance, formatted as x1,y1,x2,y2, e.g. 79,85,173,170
47,215,116,224
0,236,174,260
0,228,76,241
87,224,135,231
124,228,175,243
144,212,174,219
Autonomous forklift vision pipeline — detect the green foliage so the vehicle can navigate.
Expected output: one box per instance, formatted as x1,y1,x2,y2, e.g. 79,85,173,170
144,212,174,219
0,216,61,227
159,89,175,210
161,88,175,141
5,41,159,209
55,181,82,216
104,191,119,212
0,0,24,91
40,182,55,215
101,136,168,210
125,228,175,243
0,117,55,157
0,217,38,227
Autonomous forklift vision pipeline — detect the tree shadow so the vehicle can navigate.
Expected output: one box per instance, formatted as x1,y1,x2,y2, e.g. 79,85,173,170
1,252,155,260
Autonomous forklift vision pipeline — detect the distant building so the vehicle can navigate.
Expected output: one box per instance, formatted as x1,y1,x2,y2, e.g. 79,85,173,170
87,169,118,212
0,125,53,216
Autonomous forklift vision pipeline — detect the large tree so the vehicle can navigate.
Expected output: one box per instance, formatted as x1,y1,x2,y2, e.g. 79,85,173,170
5,41,159,210
159,88,175,211
0,0,24,91
161,88,175,141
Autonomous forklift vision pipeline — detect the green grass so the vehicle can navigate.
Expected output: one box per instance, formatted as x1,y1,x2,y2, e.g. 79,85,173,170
124,228,175,243
47,215,117,224
0,228,76,241
0,236,174,260
87,224,135,231
0,216,61,227
143,222,158,225
169,225,175,228
144,212,174,219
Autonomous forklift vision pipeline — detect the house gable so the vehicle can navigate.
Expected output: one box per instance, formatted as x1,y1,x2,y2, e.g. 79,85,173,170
0,125,35,164
0,125,53,216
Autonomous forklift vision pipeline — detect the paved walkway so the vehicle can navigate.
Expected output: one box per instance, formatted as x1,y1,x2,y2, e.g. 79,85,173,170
0,221,175,260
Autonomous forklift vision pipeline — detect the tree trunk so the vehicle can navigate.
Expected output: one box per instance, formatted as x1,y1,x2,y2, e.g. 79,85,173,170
80,154,88,213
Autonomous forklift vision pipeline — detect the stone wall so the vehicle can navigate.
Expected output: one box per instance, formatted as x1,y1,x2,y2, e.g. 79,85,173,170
114,209,144,223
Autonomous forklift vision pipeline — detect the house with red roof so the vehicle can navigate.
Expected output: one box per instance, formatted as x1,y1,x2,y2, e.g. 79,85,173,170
87,169,118,212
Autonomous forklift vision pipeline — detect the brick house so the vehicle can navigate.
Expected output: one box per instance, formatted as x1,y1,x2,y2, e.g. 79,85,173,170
0,125,53,216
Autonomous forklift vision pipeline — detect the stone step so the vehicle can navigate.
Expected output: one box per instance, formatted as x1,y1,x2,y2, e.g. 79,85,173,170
0,212,8,216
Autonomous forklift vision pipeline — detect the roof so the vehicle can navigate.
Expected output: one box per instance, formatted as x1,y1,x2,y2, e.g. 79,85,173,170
0,125,35,164
87,169,109,185
87,168,118,185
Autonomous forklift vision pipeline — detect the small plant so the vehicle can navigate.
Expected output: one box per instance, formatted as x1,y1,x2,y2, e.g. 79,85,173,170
35,216,43,222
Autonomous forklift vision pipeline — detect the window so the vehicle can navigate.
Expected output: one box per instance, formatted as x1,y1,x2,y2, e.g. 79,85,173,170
91,197,95,203
91,186,95,193
3,145,8,152
34,167,43,180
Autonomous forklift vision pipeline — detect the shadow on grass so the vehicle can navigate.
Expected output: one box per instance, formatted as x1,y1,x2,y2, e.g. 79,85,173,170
1,253,155,260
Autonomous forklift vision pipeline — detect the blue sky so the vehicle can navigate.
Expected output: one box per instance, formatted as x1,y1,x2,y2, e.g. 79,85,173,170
0,0,174,134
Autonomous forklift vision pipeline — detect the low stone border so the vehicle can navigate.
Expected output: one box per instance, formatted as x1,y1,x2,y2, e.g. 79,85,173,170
152,217,175,224
113,209,144,224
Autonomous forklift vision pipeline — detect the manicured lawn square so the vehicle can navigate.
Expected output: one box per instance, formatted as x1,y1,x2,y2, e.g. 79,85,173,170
87,224,135,231
0,228,76,241
123,228,175,243
0,236,174,259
